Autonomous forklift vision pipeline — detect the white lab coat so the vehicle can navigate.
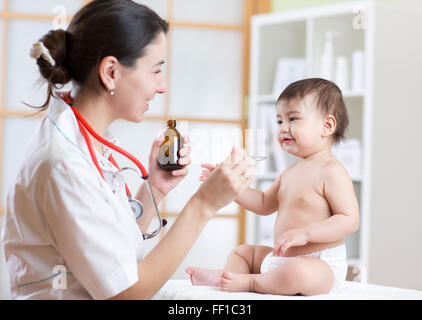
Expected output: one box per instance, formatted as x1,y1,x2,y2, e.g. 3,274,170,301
1,93,143,299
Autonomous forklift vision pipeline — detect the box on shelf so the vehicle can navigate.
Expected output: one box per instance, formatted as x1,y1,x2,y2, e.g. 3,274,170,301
331,139,362,179
272,57,306,97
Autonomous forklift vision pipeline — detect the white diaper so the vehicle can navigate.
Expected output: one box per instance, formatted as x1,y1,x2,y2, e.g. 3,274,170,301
260,244,348,294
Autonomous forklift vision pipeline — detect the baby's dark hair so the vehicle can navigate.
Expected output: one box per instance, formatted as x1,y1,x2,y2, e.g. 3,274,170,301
277,78,349,143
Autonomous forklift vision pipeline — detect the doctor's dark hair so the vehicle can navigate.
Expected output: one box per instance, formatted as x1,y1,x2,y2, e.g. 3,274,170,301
277,78,349,144
30,0,169,110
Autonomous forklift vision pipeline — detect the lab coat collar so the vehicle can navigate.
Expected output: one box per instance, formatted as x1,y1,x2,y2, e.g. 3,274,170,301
47,92,119,169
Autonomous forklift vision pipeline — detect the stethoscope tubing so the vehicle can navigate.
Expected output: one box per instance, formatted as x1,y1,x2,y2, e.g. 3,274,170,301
60,93,165,240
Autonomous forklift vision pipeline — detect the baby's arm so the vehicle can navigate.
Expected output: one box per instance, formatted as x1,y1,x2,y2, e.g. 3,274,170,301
304,163,360,243
235,174,281,215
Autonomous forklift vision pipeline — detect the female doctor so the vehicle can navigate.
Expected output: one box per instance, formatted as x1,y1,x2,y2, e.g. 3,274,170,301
1,0,254,299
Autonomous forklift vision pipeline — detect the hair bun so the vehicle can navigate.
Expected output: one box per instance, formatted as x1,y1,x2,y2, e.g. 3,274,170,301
32,29,71,85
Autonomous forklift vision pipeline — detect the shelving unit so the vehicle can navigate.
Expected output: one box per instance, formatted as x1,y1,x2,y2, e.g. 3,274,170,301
247,1,373,282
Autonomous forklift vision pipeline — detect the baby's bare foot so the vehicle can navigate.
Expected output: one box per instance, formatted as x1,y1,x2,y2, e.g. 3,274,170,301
219,271,254,292
185,267,222,286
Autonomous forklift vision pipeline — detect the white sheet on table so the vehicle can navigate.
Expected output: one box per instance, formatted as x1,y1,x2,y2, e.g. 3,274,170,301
152,280,422,300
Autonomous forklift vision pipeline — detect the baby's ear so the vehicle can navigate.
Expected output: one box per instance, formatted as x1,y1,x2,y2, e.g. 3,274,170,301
322,114,336,138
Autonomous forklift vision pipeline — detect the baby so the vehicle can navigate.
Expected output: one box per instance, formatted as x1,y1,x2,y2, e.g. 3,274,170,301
186,78,360,295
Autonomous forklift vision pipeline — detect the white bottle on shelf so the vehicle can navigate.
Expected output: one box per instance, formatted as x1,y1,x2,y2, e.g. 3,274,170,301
320,31,338,81
351,50,365,91
335,56,350,91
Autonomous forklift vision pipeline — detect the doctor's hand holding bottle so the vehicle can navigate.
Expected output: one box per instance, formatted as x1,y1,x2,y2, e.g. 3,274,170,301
133,133,191,234
147,133,191,198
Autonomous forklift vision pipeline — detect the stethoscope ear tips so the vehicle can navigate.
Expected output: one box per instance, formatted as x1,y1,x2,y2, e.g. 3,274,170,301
162,219,167,227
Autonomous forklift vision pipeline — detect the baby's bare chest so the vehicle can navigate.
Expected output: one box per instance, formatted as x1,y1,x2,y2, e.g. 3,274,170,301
278,166,328,210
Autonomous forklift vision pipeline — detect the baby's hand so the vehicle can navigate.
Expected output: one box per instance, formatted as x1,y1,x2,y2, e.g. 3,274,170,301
273,228,308,256
200,159,255,182
199,163,217,182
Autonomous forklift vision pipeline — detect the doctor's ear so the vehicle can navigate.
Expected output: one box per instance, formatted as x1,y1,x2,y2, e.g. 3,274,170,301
98,56,120,94
322,114,336,138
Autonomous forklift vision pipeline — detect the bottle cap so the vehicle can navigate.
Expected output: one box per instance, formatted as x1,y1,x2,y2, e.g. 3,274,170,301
167,119,176,127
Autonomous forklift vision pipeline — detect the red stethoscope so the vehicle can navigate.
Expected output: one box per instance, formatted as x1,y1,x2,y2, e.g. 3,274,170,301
59,92,166,240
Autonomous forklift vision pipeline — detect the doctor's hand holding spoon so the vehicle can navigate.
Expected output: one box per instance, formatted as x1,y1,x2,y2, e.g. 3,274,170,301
112,146,254,299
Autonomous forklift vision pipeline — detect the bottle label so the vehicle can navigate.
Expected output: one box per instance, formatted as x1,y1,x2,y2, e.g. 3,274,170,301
158,137,178,165
172,139,178,163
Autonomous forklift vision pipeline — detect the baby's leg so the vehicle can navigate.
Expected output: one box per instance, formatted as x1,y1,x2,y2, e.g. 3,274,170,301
224,244,273,274
252,256,334,295
186,245,272,286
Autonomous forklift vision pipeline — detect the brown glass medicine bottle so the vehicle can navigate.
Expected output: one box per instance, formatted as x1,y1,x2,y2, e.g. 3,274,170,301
158,119,184,171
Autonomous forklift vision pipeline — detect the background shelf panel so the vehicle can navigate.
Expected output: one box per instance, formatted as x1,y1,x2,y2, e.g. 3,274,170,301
257,20,307,96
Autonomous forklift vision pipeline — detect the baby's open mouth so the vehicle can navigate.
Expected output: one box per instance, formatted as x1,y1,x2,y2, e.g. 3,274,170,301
282,137,294,143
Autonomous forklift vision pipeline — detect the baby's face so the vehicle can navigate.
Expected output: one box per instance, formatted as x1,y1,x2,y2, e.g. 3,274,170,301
276,94,328,158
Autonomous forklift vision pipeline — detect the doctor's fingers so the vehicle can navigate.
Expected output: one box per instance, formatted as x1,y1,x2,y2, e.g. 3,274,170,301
231,157,252,178
231,149,254,174
149,134,165,161
177,146,192,166
172,167,189,176
236,174,254,195
242,165,257,178
201,163,217,171
182,135,190,145
178,145,191,157
221,146,246,168
178,155,191,166
200,169,211,179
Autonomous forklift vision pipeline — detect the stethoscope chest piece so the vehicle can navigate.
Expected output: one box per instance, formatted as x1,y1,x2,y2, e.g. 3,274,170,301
128,196,143,220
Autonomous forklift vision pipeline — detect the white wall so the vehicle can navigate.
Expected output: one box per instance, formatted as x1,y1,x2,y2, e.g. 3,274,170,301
369,0,422,290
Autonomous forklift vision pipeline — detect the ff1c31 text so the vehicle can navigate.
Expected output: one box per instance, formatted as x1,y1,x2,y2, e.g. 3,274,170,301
168,304,252,317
